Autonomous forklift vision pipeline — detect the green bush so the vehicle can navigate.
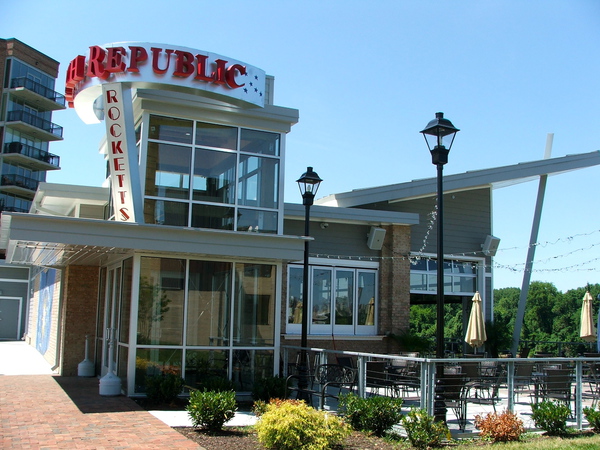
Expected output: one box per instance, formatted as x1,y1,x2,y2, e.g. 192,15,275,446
252,375,288,402
401,408,449,449
338,393,403,437
145,372,184,404
186,389,237,431
255,399,351,450
531,400,571,435
583,406,600,432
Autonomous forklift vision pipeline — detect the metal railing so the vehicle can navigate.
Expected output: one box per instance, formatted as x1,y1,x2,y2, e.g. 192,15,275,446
6,110,63,139
3,142,60,167
282,345,600,432
10,77,66,107
0,173,40,191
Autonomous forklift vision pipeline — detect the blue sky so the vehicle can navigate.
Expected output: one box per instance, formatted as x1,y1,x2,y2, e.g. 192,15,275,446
3,0,599,293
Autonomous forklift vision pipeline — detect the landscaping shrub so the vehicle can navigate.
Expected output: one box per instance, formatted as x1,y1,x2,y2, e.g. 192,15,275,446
252,375,288,402
474,410,525,442
338,393,403,437
186,389,237,431
255,399,351,450
401,408,449,449
583,406,600,432
145,372,184,404
531,400,571,435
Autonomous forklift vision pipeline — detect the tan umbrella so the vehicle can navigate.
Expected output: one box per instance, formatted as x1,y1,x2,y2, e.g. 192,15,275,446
465,291,487,350
580,291,596,342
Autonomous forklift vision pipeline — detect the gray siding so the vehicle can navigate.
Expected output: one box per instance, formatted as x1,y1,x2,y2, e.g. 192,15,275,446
360,187,492,256
284,220,381,259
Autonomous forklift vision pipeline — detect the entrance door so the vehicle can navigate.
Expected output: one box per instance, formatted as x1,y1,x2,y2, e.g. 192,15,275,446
101,266,122,375
0,298,22,340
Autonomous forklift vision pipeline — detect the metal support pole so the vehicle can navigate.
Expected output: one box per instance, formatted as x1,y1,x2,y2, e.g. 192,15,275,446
297,196,312,402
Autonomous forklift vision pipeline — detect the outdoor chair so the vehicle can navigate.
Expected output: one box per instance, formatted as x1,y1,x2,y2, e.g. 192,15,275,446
513,360,536,401
539,367,573,410
286,363,356,409
582,354,600,408
366,360,395,397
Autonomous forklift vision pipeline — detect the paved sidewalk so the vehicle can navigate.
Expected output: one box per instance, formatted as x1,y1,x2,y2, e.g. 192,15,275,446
0,341,200,449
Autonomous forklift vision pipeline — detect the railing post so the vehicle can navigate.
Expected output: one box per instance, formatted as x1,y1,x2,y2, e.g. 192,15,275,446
575,359,583,430
507,360,515,412
357,355,366,398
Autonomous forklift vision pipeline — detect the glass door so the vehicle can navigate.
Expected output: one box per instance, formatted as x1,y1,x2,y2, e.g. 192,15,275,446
101,266,122,376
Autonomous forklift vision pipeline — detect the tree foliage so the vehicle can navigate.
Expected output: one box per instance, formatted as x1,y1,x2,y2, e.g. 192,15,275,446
407,282,600,354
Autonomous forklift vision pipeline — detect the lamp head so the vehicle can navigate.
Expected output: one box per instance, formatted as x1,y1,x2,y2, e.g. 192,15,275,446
420,112,459,165
297,166,322,205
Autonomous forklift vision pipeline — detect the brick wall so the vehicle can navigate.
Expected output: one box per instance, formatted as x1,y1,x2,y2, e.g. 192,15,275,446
60,265,100,376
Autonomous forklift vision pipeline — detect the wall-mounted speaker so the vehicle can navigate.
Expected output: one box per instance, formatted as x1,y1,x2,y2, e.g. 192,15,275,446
367,227,386,250
482,235,501,256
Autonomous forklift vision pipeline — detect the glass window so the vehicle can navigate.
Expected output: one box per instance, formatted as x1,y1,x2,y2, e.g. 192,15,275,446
195,122,237,150
287,266,304,325
357,272,376,326
232,349,274,391
186,260,232,346
312,268,332,326
185,349,228,389
191,204,234,230
238,155,279,208
145,142,191,199
119,258,133,343
335,270,354,326
236,208,278,234
149,115,193,144
135,348,182,393
137,257,185,345
233,263,276,346
144,199,189,226
240,129,280,156
192,147,236,204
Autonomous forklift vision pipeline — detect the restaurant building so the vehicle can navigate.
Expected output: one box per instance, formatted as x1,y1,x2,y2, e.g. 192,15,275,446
1,41,599,396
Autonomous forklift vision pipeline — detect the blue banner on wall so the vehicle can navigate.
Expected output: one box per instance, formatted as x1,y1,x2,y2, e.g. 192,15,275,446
36,270,56,355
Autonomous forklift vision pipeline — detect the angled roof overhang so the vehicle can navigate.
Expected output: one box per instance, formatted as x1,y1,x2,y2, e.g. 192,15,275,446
0,213,306,268
284,203,419,226
317,151,600,208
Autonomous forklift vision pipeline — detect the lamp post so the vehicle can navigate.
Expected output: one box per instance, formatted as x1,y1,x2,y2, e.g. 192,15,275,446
296,166,323,401
420,112,459,421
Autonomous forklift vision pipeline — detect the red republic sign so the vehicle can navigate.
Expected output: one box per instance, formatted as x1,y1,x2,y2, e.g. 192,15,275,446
66,42,266,123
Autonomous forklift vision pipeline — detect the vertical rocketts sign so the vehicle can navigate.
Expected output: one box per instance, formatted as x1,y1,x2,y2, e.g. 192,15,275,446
65,43,266,223
102,83,140,222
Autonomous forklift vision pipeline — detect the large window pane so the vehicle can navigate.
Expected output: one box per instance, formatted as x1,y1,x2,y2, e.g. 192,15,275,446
232,349,274,391
233,263,276,346
185,349,228,390
149,115,193,144
144,199,188,226
192,148,236,203
288,266,303,324
191,204,234,230
236,208,278,234
237,155,279,208
135,348,182,394
195,122,237,150
357,272,376,326
240,129,280,156
335,270,354,325
145,142,191,199
312,268,331,325
186,260,232,346
119,258,133,343
137,257,185,345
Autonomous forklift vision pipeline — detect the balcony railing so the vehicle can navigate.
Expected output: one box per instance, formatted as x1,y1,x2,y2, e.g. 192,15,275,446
10,77,66,109
5,110,63,140
3,142,60,169
0,174,40,192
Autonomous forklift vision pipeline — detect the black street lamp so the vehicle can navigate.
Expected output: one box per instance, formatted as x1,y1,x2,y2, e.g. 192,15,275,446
420,112,459,421
296,166,323,401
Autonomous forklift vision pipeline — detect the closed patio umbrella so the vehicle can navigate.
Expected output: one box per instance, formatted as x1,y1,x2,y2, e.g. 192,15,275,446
580,291,596,342
465,291,487,350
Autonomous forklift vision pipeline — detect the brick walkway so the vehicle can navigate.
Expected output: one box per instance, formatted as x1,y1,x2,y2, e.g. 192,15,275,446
0,375,201,449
